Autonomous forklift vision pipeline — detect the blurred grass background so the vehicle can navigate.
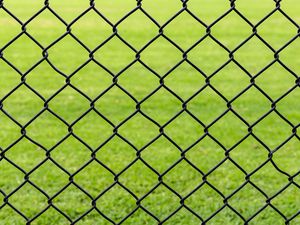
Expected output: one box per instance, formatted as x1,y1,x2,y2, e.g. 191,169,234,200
0,0,300,224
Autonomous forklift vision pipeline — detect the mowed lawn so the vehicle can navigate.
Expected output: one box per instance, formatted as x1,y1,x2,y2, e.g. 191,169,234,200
0,0,300,224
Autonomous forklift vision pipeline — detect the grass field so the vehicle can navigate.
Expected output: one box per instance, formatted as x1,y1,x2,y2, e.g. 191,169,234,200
1,0,300,224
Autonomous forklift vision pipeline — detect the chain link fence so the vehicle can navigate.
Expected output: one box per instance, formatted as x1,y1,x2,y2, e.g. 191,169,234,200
0,0,300,224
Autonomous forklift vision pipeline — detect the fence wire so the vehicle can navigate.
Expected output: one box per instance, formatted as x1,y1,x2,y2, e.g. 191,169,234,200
0,0,300,224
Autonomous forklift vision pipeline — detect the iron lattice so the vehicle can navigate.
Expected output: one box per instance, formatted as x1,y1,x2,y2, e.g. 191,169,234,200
0,0,300,224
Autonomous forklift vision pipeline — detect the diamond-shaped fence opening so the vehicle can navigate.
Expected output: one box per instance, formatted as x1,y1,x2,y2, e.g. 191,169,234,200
118,62,159,100
2,85,44,125
25,60,66,99
141,36,183,75
26,9,66,47
70,9,112,50
212,10,252,50
29,160,70,196
163,11,206,49
210,61,249,99
117,10,158,49
47,35,89,74
3,34,43,73
4,138,45,172
0,0,300,224
164,61,206,99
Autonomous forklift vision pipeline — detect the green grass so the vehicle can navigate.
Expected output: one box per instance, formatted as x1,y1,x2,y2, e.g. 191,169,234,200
1,0,300,224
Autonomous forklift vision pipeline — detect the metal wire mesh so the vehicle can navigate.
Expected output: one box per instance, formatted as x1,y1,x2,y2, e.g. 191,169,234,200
0,0,300,224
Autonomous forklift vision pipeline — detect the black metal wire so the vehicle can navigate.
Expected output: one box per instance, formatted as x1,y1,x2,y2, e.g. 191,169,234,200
0,0,299,224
